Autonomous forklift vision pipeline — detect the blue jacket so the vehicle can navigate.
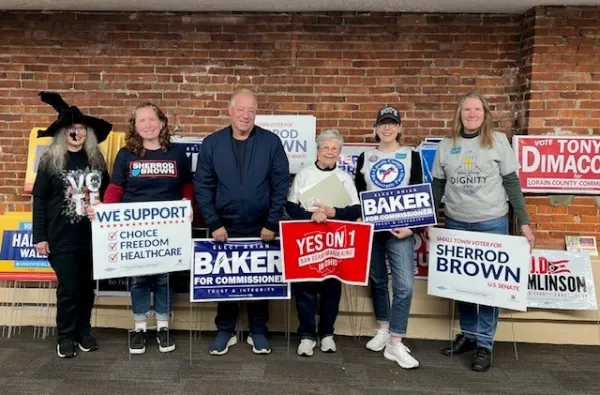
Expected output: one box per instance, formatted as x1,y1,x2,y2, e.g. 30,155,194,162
194,125,290,236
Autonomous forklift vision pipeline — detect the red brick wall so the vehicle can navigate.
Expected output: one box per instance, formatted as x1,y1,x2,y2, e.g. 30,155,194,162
0,7,598,249
520,7,600,248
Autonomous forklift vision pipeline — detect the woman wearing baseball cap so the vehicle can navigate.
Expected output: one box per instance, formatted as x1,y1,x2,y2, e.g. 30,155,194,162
32,92,112,358
355,106,423,369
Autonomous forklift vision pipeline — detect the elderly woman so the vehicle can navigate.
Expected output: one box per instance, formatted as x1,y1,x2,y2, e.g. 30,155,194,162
286,129,361,357
33,92,111,358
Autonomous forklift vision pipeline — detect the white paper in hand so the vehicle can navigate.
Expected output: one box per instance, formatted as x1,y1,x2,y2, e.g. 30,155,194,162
299,173,352,211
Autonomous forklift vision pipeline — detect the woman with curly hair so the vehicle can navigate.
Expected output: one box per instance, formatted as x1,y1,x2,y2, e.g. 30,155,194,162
32,92,112,358
91,103,193,354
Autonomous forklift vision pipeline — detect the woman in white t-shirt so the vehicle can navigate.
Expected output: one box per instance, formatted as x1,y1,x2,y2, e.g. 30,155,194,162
286,129,361,357
431,92,535,372
355,107,423,370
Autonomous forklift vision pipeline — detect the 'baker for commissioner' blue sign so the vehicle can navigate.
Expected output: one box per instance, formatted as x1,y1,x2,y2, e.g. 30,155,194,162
360,183,437,232
191,238,291,302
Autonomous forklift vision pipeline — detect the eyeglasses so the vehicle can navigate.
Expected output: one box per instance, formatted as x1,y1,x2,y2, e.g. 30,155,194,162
66,126,88,133
377,123,399,130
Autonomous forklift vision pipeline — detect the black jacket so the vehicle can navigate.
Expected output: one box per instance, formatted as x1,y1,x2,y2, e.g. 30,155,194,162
194,126,290,236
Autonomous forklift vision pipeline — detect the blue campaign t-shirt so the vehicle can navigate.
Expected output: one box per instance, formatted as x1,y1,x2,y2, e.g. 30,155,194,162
111,146,193,203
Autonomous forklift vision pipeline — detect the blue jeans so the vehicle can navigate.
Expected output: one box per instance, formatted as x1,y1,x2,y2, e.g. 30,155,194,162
130,274,172,322
369,234,415,337
294,279,342,340
445,215,508,350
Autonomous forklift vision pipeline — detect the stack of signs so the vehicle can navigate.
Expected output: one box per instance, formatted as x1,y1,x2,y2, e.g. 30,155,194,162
416,138,442,184
337,143,378,179
171,136,204,175
255,115,317,174
528,249,597,310
0,212,55,281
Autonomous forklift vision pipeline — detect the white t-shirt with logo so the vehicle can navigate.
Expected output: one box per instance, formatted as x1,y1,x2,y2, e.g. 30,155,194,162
431,132,519,223
359,147,414,191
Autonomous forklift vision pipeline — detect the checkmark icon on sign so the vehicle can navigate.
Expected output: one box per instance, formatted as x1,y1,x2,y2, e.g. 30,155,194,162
109,242,118,251
108,231,118,240
109,253,118,263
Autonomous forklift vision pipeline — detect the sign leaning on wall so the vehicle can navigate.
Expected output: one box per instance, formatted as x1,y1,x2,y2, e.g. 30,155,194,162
528,249,597,310
255,115,317,174
513,135,600,194
0,212,55,281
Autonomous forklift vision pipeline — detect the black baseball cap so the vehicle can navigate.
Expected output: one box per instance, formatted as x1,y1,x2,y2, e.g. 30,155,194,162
374,106,401,126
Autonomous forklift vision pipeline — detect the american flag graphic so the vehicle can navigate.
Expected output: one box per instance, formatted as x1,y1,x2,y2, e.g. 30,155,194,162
549,259,571,275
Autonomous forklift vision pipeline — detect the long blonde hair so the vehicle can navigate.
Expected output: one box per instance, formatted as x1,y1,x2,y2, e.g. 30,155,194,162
451,92,494,149
40,127,106,175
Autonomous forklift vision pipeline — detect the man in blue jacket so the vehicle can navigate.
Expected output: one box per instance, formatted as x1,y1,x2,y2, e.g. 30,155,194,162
194,89,290,355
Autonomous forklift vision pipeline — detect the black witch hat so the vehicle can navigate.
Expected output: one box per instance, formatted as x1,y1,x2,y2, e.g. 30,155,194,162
37,91,113,143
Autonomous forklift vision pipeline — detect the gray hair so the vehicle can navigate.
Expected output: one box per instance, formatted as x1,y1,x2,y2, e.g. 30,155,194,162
229,88,258,108
40,126,106,175
317,129,344,150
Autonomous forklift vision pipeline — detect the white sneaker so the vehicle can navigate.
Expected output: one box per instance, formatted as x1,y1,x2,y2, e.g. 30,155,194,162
297,339,316,357
366,328,390,352
320,336,337,353
384,342,420,369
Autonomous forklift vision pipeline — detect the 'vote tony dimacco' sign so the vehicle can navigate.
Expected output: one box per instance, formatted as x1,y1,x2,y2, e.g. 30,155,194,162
92,200,192,280
360,183,437,231
279,220,373,285
427,227,530,311
191,238,290,302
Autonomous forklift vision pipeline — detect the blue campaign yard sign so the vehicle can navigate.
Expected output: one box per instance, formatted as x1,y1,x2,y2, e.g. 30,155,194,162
360,183,437,231
420,144,439,184
172,139,202,174
191,238,290,302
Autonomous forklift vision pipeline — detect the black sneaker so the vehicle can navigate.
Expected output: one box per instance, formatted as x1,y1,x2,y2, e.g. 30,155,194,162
128,329,147,355
157,328,176,353
441,334,477,356
57,341,77,358
471,347,492,372
77,334,98,352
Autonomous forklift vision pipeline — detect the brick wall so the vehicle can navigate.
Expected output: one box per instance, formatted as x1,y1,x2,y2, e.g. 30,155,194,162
519,7,600,248
0,7,598,248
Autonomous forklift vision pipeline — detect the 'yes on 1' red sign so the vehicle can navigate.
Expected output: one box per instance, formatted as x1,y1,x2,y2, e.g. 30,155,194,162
279,220,374,285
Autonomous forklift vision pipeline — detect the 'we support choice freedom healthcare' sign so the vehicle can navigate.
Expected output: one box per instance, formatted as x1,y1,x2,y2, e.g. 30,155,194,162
92,200,192,280
280,220,373,285
427,228,530,311
360,183,437,232
191,238,290,302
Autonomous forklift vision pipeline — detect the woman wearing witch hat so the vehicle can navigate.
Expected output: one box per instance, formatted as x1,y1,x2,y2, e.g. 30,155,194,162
32,92,112,358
